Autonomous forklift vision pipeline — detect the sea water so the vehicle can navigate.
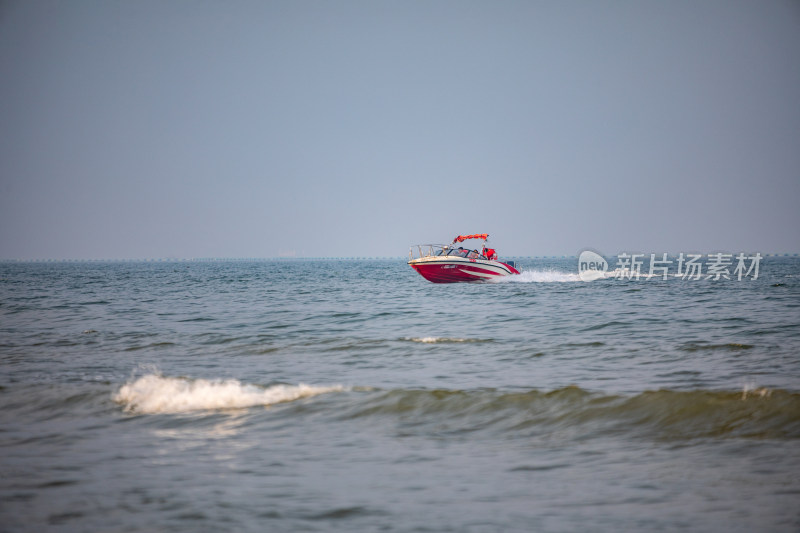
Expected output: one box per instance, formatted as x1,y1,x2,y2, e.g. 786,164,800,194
1,258,799,532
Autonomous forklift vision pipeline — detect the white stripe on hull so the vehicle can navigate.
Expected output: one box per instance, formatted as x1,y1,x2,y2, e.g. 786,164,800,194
408,257,515,276
458,268,497,278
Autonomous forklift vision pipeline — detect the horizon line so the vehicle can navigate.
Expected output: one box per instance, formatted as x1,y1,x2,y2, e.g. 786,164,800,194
1,252,799,263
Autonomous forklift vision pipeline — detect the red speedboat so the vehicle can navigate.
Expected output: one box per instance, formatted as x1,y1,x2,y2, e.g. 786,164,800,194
408,234,520,283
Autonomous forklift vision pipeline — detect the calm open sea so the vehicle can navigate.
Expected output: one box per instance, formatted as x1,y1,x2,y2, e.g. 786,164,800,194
1,257,799,532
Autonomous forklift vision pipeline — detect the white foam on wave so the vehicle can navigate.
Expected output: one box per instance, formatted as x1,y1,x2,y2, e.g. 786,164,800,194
407,337,485,343
496,268,662,283
113,374,345,414
495,270,584,283
741,383,772,400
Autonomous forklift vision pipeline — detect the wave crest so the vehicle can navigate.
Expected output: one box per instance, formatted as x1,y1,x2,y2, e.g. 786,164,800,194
113,374,344,414
340,386,800,440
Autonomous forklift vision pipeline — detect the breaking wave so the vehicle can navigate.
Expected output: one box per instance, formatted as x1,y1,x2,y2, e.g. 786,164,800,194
110,375,800,439
113,374,345,414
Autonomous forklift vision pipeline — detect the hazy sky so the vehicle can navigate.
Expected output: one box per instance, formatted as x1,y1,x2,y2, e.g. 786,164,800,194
1,0,798,259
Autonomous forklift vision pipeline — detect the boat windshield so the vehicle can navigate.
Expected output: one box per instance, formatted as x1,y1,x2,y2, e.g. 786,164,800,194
445,247,489,259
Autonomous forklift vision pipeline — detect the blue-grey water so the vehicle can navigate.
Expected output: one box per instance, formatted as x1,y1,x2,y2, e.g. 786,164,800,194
1,258,799,532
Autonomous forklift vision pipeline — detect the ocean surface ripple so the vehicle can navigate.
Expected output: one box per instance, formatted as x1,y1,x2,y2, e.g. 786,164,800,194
1,258,799,532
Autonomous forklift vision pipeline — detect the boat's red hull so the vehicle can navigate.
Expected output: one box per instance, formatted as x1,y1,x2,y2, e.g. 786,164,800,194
409,259,520,283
